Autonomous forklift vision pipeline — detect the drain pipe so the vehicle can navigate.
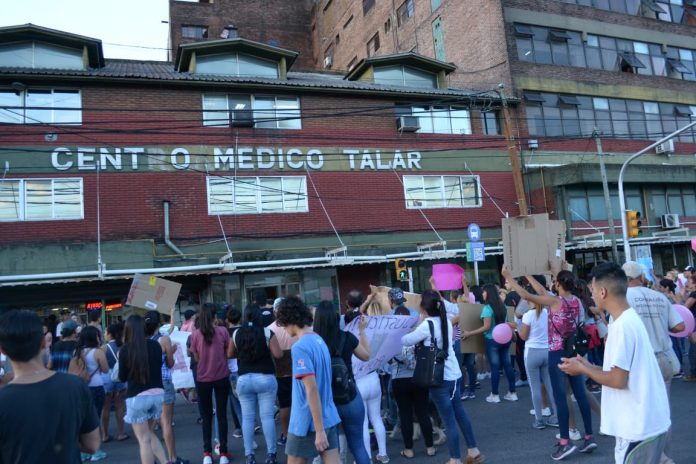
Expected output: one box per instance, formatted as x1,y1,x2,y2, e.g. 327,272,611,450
163,201,185,258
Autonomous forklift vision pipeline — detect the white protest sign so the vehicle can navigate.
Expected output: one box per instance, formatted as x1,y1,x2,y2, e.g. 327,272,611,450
169,331,195,390
345,315,419,379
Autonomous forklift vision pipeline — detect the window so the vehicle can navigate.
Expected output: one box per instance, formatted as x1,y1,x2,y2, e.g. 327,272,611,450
195,52,278,77
181,25,208,39
363,0,375,14
558,0,690,23
397,0,415,26
432,18,445,61
347,56,358,70
481,111,501,135
202,94,301,129
567,186,642,221
207,176,308,214
0,178,83,221
408,106,472,134
0,89,81,124
385,18,392,33
431,0,442,11
373,65,437,88
651,186,696,217
344,15,354,29
366,33,380,57
0,42,84,70
403,175,481,209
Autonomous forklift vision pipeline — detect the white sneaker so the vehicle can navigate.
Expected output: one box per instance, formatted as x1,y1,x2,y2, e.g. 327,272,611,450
203,455,213,464
477,373,487,381
529,407,552,416
485,393,501,403
503,392,518,401
556,429,582,441
219,456,230,464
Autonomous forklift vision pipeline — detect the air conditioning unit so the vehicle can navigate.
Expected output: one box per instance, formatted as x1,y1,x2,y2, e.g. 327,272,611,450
231,109,255,127
323,56,333,68
396,116,420,132
655,139,675,155
661,213,680,229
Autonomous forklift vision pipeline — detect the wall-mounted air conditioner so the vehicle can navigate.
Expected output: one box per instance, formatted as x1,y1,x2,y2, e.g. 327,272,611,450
232,109,255,127
655,139,675,155
397,116,420,132
661,213,680,229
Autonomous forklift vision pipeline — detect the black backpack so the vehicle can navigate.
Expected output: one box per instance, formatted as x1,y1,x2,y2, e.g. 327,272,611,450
331,333,357,405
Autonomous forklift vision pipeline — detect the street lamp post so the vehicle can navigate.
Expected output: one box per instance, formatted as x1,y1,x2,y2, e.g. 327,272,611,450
618,120,696,260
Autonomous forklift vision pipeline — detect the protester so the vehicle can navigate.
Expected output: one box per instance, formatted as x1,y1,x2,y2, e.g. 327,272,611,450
228,304,283,464
275,296,341,464
560,263,671,464
252,291,276,327
181,309,196,333
462,284,517,403
71,325,109,462
56,309,71,339
502,265,596,461
119,314,169,464
191,303,231,464
102,322,129,443
0,310,100,462
403,289,485,464
225,307,244,438
314,300,372,464
88,310,103,334
48,319,79,373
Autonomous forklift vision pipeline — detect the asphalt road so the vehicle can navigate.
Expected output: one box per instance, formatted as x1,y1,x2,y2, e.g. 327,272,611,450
100,378,695,463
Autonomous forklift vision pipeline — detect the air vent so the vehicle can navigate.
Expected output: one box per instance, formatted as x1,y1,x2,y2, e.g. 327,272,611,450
661,213,680,229
232,109,255,127
655,139,675,155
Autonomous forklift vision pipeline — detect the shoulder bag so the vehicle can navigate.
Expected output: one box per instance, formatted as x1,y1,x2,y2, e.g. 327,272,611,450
412,320,448,388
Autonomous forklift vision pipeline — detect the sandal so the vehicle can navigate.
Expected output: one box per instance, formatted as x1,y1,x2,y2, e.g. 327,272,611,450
464,454,486,464
400,450,414,459
116,434,130,442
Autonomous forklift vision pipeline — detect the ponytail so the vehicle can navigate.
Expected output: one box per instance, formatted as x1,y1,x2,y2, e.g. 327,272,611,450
420,289,449,353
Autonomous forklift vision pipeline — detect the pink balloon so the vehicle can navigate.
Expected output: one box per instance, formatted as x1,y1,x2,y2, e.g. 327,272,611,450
672,304,695,338
492,323,513,344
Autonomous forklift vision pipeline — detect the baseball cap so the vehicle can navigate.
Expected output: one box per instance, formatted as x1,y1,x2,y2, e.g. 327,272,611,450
273,298,284,311
685,265,694,272
61,319,79,336
622,261,645,279
388,287,406,304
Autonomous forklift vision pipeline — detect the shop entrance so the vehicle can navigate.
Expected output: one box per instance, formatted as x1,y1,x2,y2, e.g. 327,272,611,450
246,282,302,306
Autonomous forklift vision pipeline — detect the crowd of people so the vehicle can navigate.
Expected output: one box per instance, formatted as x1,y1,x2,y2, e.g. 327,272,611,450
0,262,693,464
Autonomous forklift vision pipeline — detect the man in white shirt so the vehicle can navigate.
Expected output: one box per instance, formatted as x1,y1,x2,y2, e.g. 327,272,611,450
560,263,671,464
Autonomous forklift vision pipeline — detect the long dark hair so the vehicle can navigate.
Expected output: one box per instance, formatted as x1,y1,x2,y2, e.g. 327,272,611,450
556,270,576,294
123,315,149,384
106,322,124,347
420,289,448,353
483,284,507,324
235,304,266,363
313,300,341,354
573,279,594,317
199,303,216,345
470,285,484,304
144,311,161,337
74,325,100,358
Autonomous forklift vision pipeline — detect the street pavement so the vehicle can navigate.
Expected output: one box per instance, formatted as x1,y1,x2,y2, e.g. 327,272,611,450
101,378,695,463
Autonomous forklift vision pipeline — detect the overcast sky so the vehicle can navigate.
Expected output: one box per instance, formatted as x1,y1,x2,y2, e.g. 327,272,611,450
1,0,170,61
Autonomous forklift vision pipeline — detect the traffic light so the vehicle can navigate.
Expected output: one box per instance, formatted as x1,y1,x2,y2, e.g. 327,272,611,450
626,210,642,238
395,258,408,282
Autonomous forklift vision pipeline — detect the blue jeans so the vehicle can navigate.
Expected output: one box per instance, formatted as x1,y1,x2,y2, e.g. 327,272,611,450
236,373,278,456
430,377,477,459
484,338,516,395
229,372,242,429
462,353,477,394
335,390,371,464
548,350,593,440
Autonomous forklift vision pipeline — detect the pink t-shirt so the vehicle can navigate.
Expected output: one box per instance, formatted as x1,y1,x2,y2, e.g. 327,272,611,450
548,295,581,352
191,326,230,382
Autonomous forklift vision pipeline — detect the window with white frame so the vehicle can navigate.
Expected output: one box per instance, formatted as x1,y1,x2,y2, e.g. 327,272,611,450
0,178,83,221
207,176,308,214
202,94,301,129
411,106,472,134
403,175,481,209
0,89,81,124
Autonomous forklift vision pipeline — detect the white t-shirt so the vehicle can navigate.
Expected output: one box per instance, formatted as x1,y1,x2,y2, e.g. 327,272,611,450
625,286,682,355
600,308,671,441
521,308,549,354
401,317,462,381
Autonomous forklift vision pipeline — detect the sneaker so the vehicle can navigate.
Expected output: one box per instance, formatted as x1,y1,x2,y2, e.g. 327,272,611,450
529,407,552,416
375,455,390,463
265,452,277,464
551,443,577,461
532,419,546,430
515,379,529,387
674,371,684,379
81,453,91,462
220,454,231,464
485,393,500,403
477,373,486,381
461,393,470,400
556,429,582,441
578,437,598,454
233,428,243,438
468,392,476,399
503,392,518,401
203,454,213,464
277,434,287,446
246,455,256,464
545,416,559,428
90,450,107,462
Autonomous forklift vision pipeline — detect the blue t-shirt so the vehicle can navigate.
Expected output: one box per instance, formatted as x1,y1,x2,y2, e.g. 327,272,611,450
289,333,341,437
481,304,496,340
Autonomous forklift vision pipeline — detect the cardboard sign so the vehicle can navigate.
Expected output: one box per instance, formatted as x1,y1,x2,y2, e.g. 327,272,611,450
458,303,516,354
548,220,566,269
367,285,421,314
345,315,419,379
169,330,195,390
126,274,181,314
503,214,566,278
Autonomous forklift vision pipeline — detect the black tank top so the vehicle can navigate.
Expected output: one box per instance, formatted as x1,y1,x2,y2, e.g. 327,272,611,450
234,326,275,376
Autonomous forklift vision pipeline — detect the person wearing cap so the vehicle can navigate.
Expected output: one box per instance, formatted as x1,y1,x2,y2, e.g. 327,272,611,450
48,319,80,373
55,310,70,340
252,291,276,327
388,287,417,317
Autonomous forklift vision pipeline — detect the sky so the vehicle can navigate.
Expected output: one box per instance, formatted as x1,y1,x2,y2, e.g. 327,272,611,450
1,0,171,61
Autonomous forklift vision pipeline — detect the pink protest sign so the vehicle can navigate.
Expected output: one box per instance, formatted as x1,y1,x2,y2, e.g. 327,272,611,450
692,237,696,253
432,263,465,291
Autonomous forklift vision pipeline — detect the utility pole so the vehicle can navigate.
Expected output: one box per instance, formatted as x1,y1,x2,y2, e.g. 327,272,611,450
498,86,528,216
594,131,619,262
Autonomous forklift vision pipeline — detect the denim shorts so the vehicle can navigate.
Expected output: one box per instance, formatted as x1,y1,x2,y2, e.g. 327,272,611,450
286,425,339,459
103,379,127,393
124,393,164,424
163,379,176,405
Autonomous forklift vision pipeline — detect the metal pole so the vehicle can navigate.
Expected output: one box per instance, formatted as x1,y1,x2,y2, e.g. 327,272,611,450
407,267,414,293
618,120,696,260
595,132,619,262
473,261,479,286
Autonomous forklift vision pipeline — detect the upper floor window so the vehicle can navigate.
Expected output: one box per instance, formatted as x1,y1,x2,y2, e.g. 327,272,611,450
650,185,696,217
567,185,643,221
195,52,279,78
480,111,502,135
367,32,380,57
557,0,693,24
181,25,208,39
202,94,301,129
397,0,415,26
0,41,84,70
403,175,481,209
431,0,443,11
363,0,376,15
207,176,308,215
0,178,83,222
374,65,437,88
0,89,81,124
400,106,472,134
